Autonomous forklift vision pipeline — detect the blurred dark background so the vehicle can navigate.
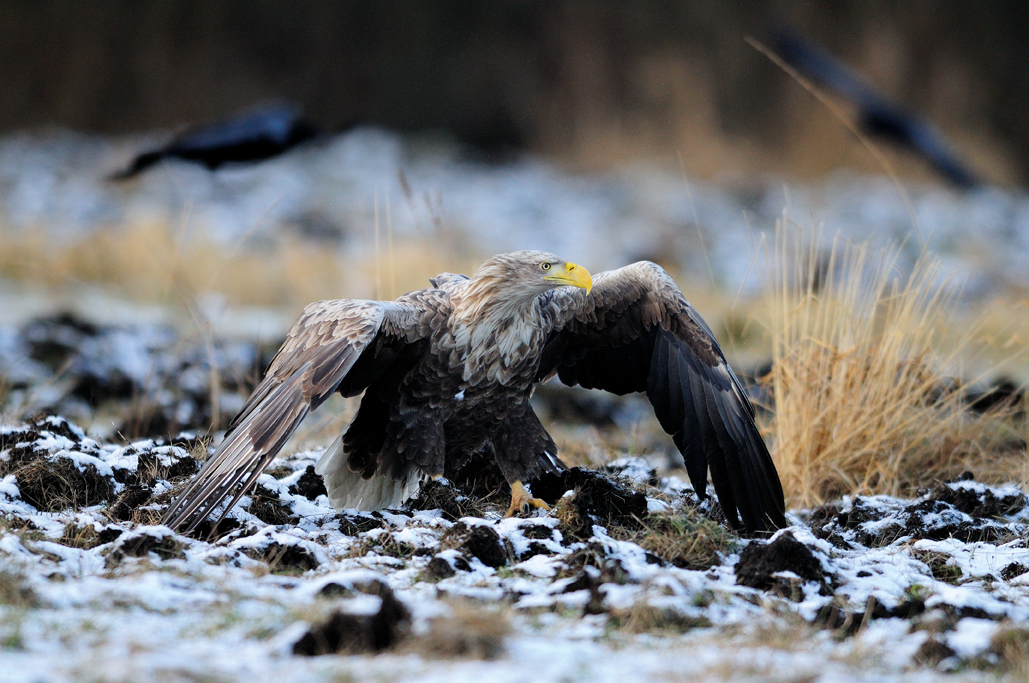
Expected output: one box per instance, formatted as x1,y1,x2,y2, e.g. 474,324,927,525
1,1,1028,183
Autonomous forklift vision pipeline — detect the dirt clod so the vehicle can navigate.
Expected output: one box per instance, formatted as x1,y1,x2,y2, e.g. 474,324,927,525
407,478,488,521
735,531,831,594
185,518,244,541
139,449,200,483
318,582,354,598
106,531,185,567
520,524,556,541
557,556,629,615
73,369,136,405
533,467,647,539
247,541,320,573
109,484,153,521
293,580,409,655
0,428,40,458
810,482,1018,549
441,523,510,568
1001,562,1028,580
26,414,83,443
97,527,124,544
339,512,384,536
426,553,472,581
425,556,456,580
915,637,957,668
245,485,298,526
561,541,634,588
288,465,328,500
813,595,926,635
15,454,115,512
928,481,1025,519
824,498,906,546
905,499,1005,543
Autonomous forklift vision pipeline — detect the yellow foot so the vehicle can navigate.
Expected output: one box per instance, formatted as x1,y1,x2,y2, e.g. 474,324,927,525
504,480,550,518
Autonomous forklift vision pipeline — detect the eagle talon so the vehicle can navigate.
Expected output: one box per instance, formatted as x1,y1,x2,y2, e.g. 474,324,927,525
505,480,550,518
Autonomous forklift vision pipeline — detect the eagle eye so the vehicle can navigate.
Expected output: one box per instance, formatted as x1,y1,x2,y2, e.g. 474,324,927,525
540,262,552,271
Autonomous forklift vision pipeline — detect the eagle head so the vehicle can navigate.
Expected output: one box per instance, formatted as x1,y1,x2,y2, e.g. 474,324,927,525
471,250,593,298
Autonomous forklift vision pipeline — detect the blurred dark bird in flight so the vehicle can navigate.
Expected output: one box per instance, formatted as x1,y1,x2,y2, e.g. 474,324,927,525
111,102,323,180
773,30,979,189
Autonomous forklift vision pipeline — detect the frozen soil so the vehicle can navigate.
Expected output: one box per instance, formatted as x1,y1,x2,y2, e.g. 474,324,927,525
0,311,280,439
2,417,1029,682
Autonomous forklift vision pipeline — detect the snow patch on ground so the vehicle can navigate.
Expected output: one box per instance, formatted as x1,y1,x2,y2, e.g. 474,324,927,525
0,424,1027,681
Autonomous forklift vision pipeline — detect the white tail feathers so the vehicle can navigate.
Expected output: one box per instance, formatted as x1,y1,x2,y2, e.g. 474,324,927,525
314,434,347,478
315,435,423,511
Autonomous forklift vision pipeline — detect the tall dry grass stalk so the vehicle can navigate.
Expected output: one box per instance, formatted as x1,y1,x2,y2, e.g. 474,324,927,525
763,225,1025,507
0,221,472,310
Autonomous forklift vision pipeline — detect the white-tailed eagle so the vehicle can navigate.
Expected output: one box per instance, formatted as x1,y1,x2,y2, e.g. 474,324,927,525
162,251,786,534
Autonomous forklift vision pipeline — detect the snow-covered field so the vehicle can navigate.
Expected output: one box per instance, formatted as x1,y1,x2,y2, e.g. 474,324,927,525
2,127,1029,297
2,415,1029,682
3,128,1029,682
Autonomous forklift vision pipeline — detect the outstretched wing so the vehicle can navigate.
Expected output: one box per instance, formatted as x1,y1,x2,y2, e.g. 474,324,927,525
161,294,441,533
537,261,785,534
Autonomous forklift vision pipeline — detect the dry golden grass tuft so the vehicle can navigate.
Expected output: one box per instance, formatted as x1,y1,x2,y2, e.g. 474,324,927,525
0,567,36,609
0,221,481,310
403,601,509,660
552,492,584,539
57,524,101,550
983,626,1029,678
127,506,165,527
632,509,738,571
610,600,712,634
762,226,1026,507
7,456,114,513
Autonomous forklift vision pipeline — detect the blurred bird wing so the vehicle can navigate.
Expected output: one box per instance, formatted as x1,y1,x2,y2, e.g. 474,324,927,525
161,296,439,533
538,261,785,534
172,102,305,150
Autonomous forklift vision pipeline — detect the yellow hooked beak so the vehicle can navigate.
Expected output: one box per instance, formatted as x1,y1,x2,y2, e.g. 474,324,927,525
544,261,593,294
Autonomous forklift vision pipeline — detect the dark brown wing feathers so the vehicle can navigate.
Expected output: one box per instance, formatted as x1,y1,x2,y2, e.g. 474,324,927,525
161,296,439,533
540,262,786,534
